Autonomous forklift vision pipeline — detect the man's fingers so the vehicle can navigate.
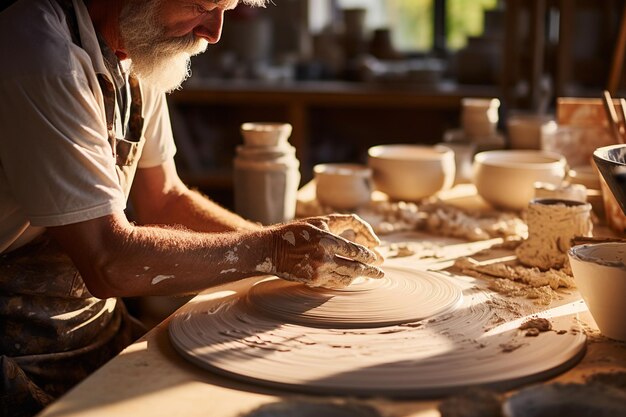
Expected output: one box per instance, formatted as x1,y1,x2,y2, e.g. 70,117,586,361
302,214,380,249
304,218,330,232
372,248,385,266
320,234,379,266
326,214,380,248
332,256,385,280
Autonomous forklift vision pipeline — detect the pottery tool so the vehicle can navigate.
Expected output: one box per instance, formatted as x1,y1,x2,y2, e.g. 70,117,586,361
169,266,586,397
602,90,624,144
620,98,626,138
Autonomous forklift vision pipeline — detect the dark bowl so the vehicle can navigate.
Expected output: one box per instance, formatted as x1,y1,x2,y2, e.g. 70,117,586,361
593,144,626,215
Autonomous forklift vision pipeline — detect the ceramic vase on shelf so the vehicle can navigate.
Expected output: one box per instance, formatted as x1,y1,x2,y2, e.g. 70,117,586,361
234,123,300,225
461,97,500,140
341,8,368,59
369,28,402,60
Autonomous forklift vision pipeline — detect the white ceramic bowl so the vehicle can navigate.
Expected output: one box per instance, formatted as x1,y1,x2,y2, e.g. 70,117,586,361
240,122,292,148
314,163,372,210
472,150,567,211
568,243,626,342
367,144,455,201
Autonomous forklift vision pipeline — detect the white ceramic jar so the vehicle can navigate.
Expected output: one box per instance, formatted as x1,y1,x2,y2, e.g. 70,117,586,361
234,123,300,225
461,98,500,140
507,113,554,150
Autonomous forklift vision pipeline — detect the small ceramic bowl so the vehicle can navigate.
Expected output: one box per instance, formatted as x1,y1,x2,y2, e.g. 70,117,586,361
367,144,455,201
314,163,372,210
240,122,293,148
472,150,567,211
568,243,626,342
592,144,626,216
461,98,500,139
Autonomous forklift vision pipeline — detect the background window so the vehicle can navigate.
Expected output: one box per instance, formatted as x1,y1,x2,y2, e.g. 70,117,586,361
311,0,499,52
446,0,499,50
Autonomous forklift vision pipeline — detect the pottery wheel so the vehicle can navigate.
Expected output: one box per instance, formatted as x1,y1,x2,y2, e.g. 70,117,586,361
169,266,586,397
245,268,462,328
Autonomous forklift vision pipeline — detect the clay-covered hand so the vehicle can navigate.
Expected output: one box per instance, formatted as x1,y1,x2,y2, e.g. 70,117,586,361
301,213,381,248
302,214,384,266
260,218,385,288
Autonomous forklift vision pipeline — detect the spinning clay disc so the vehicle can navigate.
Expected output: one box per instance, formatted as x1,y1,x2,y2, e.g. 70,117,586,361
245,268,463,328
170,266,586,397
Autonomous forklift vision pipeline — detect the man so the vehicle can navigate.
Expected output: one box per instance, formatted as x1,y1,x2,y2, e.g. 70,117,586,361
0,0,384,415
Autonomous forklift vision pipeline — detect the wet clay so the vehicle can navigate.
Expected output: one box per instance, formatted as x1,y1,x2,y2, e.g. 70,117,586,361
169,266,586,397
298,199,527,241
246,268,461,328
453,256,576,305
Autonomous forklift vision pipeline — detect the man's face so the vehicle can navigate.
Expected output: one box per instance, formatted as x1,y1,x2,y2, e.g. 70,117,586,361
119,0,239,93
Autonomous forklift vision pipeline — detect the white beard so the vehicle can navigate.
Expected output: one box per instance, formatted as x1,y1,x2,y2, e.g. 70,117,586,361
119,0,208,93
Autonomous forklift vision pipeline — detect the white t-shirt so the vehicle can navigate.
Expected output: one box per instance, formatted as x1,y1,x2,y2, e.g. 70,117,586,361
0,0,177,252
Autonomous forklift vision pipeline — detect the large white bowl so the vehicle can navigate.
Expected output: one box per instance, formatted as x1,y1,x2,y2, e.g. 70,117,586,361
472,150,567,211
568,243,626,342
367,144,455,201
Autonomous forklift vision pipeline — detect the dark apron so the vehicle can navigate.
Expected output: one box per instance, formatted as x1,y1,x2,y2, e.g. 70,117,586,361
1,1,146,416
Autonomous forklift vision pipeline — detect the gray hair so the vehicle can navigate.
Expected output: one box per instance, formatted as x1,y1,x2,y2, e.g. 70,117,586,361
241,0,272,6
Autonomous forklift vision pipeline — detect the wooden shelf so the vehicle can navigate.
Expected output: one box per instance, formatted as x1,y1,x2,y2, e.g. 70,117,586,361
171,79,500,107
168,80,501,188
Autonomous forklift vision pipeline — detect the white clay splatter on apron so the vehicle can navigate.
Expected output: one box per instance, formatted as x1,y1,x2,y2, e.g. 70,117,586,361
143,266,151,271
301,230,310,241
152,275,175,285
220,268,237,274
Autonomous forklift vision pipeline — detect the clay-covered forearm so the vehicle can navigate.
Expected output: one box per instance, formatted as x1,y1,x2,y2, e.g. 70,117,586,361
58,213,384,299
83,223,274,298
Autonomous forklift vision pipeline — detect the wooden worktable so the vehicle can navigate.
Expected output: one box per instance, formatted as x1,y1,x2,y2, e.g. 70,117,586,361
37,187,626,417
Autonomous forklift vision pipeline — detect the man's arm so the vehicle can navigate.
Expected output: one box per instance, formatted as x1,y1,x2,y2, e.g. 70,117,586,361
47,159,383,299
47,212,384,299
129,159,260,232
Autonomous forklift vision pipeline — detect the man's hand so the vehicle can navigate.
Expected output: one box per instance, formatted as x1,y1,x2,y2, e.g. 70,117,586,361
262,214,385,289
301,214,382,251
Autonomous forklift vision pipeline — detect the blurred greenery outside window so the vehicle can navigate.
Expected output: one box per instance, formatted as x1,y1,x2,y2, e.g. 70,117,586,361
334,0,498,52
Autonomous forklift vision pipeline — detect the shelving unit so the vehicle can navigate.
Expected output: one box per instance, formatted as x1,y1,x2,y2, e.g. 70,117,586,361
168,79,499,201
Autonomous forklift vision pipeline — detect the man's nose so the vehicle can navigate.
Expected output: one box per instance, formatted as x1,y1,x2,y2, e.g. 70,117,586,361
193,9,224,44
